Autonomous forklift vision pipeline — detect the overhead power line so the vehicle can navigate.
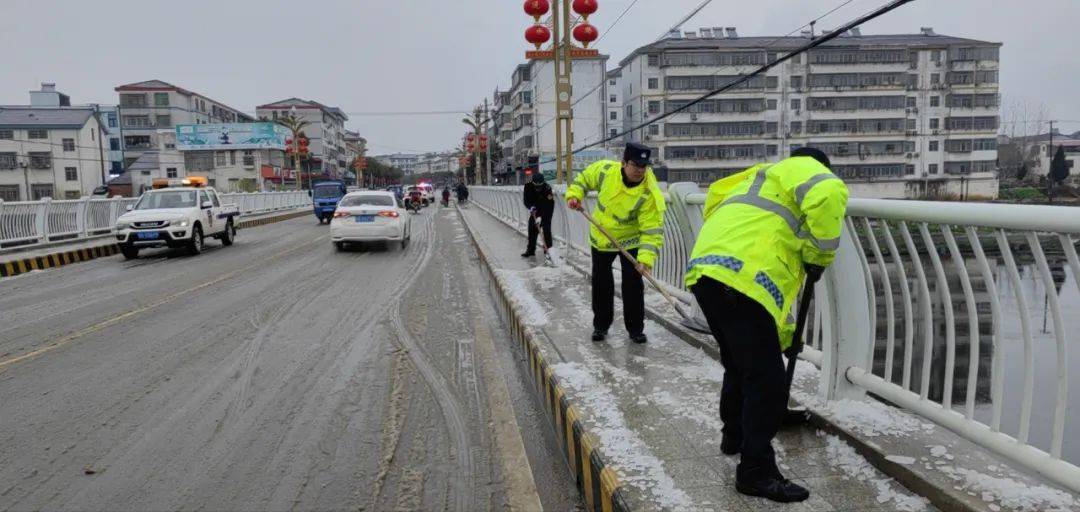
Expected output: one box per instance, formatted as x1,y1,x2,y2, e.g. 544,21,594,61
538,0,919,165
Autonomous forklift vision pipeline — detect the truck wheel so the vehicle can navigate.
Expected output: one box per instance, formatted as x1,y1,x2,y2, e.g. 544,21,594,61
220,220,235,246
120,246,139,260
188,225,204,255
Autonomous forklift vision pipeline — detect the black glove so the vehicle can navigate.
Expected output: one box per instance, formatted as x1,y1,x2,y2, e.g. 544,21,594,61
804,264,826,285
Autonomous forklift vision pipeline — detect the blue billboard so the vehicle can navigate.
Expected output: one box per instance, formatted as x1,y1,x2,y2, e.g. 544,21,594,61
175,122,290,151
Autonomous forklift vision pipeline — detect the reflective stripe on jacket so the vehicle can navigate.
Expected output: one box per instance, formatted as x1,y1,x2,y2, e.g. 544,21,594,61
685,156,849,349
565,160,666,267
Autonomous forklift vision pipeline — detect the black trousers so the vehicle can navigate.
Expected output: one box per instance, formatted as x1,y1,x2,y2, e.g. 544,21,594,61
526,211,553,253
690,276,786,477
591,248,644,336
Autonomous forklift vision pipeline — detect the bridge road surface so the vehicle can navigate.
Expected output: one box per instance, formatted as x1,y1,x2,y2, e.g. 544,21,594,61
0,208,581,511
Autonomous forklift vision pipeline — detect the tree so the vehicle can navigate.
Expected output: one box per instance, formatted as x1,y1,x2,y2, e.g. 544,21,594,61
1048,146,1070,203
272,113,312,191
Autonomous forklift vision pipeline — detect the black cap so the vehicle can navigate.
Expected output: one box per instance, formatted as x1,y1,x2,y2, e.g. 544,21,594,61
532,172,545,184
623,142,652,167
790,147,831,169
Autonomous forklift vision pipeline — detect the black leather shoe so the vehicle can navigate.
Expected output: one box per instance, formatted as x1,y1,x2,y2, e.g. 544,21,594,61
591,330,607,342
630,333,647,344
521,251,535,258
720,434,741,456
736,475,810,503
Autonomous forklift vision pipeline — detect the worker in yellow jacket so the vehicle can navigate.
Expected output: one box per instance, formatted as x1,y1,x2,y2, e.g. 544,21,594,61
685,147,848,503
566,142,666,344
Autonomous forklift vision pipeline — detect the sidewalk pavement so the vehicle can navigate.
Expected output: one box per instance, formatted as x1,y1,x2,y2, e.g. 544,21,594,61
459,203,1080,512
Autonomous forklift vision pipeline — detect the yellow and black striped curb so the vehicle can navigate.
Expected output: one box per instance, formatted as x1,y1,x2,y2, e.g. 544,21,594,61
0,209,309,279
0,244,120,278
457,207,630,512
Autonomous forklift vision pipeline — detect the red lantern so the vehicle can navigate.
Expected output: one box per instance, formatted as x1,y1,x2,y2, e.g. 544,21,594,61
573,22,598,47
525,24,551,49
299,137,309,147
523,0,549,21
285,137,293,145
285,145,293,154
572,0,597,18
467,133,476,141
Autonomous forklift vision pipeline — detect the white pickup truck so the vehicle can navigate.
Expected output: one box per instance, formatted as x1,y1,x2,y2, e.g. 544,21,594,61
114,177,239,259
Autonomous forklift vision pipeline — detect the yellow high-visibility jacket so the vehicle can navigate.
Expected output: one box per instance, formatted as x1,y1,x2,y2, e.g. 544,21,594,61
685,156,849,349
565,160,667,267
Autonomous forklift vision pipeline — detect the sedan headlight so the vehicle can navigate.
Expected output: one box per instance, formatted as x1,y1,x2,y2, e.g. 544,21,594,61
176,220,189,227
116,222,130,230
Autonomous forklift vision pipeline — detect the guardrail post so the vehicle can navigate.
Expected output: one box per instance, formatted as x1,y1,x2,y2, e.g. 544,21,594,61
108,197,120,231
76,197,90,238
35,197,50,243
818,223,871,401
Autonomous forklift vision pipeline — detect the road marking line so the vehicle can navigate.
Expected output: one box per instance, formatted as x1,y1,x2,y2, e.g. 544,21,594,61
0,235,327,371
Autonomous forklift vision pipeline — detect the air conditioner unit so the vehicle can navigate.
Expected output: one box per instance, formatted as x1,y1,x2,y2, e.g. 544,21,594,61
932,130,940,135
906,130,918,136
905,152,914,158
690,114,699,121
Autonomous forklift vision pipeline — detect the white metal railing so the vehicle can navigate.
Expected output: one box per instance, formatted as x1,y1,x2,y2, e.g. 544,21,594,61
470,185,1080,492
0,191,309,251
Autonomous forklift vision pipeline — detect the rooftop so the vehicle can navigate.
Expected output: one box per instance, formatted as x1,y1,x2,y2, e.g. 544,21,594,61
114,80,254,121
255,98,348,121
0,107,97,129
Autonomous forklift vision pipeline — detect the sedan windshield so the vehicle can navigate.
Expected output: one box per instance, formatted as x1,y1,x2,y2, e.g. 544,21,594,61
339,194,395,207
135,190,198,210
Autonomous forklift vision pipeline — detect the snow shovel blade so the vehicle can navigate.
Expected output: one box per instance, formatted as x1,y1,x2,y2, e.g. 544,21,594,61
679,316,712,335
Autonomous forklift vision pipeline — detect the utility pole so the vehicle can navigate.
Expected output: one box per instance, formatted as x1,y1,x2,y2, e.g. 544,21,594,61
551,0,574,185
1048,120,1055,203
484,97,493,186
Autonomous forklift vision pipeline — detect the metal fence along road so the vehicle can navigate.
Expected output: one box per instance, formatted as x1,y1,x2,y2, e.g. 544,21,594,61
470,184,1080,493
0,191,309,251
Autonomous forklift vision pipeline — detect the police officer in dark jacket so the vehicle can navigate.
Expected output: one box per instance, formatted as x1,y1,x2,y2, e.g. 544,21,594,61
522,173,555,257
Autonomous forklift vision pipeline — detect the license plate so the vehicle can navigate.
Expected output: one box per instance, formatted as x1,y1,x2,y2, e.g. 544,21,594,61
355,215,374,223
137,232,160,240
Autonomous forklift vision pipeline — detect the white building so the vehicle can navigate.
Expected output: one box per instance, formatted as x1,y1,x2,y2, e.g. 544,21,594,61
0,107,107,200
115,80,253,170
616,27,1001,199
414,152,461,176
255,98,349,177
1033,137,1080,185
500,54,611,176
371,153,421,175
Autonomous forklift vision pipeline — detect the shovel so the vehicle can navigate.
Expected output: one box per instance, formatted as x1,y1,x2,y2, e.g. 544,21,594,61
781,277,816,427
576,208,710,334
532,212,559,267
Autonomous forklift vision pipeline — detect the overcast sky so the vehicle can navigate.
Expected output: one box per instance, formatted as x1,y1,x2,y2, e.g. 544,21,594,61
2,0,1077,153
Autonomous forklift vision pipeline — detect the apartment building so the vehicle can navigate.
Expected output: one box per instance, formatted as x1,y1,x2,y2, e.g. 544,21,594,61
616,27,1002,199
371,153,421,175
115,80,253,169
499,55,611,177
0,107,107,200
255,98,349,178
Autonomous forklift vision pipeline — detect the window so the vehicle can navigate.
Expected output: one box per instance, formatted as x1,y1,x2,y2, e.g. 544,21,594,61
946,94,1000,108
790,76,803,89
930,118,940,130
62,138,75,151
0,129,12,140
790,121,802,134
648,125,659,136
929,140,939,151
521,91,532,104
32,184,54,200
661,51,765,67
610,94,617,103
930,96,940,107
610,111,618,121
974,138,997,151
107,113,117,128
230,151,236,166
766,99,777,110
906,97,916,108
243,150,255,167
124,115,151,128
28,129,47,139
610,128,618,137
931,50,942,63
29,152,52,169
215,152,227,167
154,92,169,106
166,167,178,178
91,129,94,141
812,49,908,64
120,94,147,107
65,167,78,181
766,145,778,156
0,185,19,201
208,189,221,207
647,78,659,89
906,119,916,130
930,73,941,84
0,152,16,169
156,115,171,127
929,164,939,174
807,72,909,88
647,54,659,66
609,79,616,86
124,135,152,149
790,99,801,111
647,101,660,115
185,152,214,171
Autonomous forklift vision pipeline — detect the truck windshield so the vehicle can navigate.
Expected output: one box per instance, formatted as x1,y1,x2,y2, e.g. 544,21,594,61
313,186,343,198
134,190,198,210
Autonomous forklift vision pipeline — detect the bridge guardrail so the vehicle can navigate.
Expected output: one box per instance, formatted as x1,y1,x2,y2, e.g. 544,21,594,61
0,191,309,251
470,184,1080,493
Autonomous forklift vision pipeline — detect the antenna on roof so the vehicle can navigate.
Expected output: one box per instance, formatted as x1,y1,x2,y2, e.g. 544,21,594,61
654,0,715,42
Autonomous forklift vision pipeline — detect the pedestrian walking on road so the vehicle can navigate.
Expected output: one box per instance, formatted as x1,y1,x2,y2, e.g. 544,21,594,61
565,142,666,344
522,172,555,258
685,147,848,503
